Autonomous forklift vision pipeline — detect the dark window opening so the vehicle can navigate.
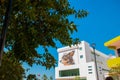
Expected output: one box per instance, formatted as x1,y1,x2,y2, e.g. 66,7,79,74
80,55,83,58
88,66,92,68
88,69,92,71
117,48,120,57
88,72,92,74
79,47,82,50
59,69,79,77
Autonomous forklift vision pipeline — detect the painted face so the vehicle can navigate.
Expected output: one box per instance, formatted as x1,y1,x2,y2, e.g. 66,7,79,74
60,51,75,65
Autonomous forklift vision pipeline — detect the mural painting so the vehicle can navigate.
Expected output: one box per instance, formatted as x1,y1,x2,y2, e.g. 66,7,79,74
60,51,75,66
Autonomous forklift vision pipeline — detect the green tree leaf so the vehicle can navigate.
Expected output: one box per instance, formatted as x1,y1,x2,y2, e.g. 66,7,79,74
0,0,88,69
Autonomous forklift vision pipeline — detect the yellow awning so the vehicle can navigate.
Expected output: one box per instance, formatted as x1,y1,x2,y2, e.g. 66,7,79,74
104,36,120,49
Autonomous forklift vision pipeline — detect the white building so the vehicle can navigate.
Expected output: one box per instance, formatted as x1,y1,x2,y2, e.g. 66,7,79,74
55,41,110,80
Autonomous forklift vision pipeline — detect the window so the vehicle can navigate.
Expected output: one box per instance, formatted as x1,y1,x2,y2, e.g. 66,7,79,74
117,48,120,57
100,72,102,74
88,66,92,74
80,55,83,58
88,72,92,74
81,79,87,80
88,69,92,71
88,66,92,68
79,47,82,50
59,69,79,77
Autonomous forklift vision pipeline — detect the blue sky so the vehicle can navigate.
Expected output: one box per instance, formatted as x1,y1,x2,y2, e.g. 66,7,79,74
23,0,120,79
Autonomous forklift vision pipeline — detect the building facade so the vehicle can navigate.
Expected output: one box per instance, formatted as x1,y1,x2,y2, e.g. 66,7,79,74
55,41,109,80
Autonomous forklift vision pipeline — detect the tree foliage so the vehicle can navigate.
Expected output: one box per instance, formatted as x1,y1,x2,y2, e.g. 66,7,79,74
27,74,37,80
0,0,88,69
42,74,48,80
0,54,24,80
49,76,53,80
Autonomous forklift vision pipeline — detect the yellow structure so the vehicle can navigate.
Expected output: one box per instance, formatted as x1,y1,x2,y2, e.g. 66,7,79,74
104,35,120,68
104,35,120,57
104,36,120,47
107,57,120,68
104,36,120,79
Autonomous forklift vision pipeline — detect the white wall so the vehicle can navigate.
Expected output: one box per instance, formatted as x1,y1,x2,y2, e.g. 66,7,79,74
87,62,97,80
84,41,92,62
55,67,59,79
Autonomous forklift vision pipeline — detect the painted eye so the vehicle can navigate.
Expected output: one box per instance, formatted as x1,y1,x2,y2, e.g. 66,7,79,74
64,58,67,60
